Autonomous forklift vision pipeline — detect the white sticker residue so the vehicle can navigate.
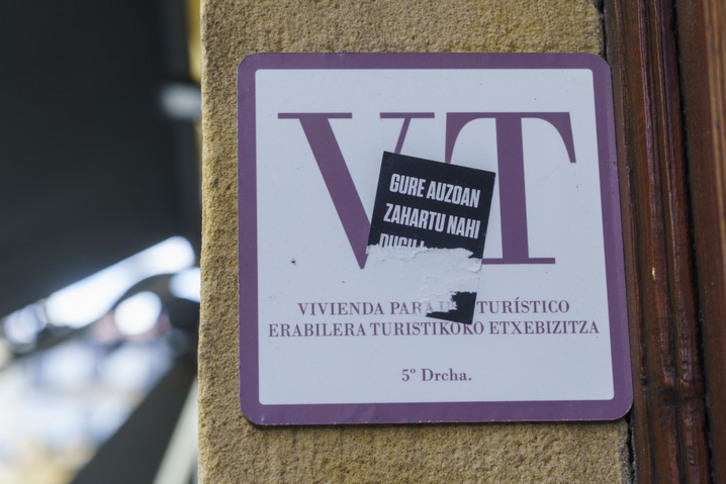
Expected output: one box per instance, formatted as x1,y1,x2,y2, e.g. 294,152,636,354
365,245,481,312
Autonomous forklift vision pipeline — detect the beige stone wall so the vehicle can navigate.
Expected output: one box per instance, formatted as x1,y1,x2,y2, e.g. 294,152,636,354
199,1,629,482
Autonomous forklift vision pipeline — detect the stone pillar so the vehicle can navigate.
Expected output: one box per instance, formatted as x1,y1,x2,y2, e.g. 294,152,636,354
199,1,629,481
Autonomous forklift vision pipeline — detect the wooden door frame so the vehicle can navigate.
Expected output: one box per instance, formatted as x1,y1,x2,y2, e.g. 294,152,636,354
604,0,725,481
679,1,726,482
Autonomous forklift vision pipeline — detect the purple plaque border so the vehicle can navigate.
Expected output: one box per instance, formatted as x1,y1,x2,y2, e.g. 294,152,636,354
237,53,633,425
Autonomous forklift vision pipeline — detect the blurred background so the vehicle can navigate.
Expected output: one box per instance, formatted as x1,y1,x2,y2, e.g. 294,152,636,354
1,1,202,482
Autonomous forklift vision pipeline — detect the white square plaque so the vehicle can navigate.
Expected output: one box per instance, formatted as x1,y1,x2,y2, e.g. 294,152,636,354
237,53,632,424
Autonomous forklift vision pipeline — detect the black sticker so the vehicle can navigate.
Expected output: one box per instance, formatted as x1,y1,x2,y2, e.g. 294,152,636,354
426,292,478,324
367,152,496,324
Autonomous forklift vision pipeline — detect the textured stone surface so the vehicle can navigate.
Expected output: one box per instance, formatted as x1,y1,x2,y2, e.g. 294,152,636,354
199,1,630,482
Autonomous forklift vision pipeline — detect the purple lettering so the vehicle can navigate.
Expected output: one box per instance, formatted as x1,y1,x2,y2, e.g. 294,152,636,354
446,112,576,265
278,113,369,268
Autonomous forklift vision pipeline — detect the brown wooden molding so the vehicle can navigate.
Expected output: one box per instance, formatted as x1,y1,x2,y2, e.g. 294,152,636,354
603,0,710,481
678,0,726,482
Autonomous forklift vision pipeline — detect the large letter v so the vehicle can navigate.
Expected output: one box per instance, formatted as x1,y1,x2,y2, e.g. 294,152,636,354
279,113,370,269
